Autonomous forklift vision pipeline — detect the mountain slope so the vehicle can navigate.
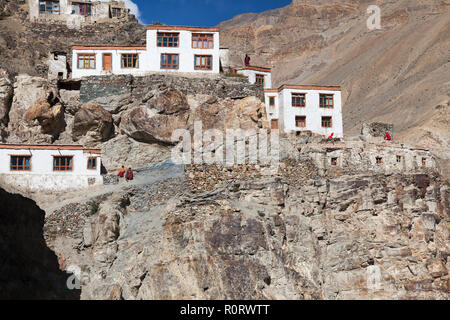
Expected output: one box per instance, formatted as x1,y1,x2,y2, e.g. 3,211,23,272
219,0,450,154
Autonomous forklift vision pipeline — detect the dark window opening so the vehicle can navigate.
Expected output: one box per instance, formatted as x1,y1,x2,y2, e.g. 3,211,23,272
269,97,275,106
10,156,31,171
320,94,334,108
295,116,306,128
40,1,60,14
87,157,97,170
321,116,332,128
376,157,383,164
255,74,265,87
292,93,306,107
53,156,73,171
331,157,338,166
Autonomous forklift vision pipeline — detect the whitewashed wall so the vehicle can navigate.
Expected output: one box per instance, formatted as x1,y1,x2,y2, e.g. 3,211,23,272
264,88,343,138
72,48,148,78
280,88,343,138
237,69,272,89
146,29,220,74
0,147,102,191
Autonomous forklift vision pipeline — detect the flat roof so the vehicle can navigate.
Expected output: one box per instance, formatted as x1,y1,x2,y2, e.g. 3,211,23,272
73,46,147,50
239,66,272,72
146,25,219,32
0,144,101,153
265,84,342,93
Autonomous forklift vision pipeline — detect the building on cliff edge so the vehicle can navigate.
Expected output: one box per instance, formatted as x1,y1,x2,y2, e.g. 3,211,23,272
0,144,103,192
264,85,344,138
72,26,221,78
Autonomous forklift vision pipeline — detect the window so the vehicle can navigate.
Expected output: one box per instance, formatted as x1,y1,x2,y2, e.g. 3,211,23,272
77,54,95,69
255,74,265,87
292,93,306,107
157,33,179,47
271,119,279,130
72,3,92,16
10,156,31,171
396,155,402,163
331,158,338,166
40,1,60,14
376,157,383,165
121,54,139,68
87,157,97,170
321,116,332,128
192,34,214,49
422,158,427,167
320,94,334,108
111,7,122,17
161,54,179,69
295,116,306,128
194,55,212,70
269,97,275,106
53,156,73,171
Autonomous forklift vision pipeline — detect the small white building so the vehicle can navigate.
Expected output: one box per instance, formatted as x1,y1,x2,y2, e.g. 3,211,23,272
28,0,131,25
0,144,103,192
72,46,147,78
72,25,220,78
237,66,272,89
264,85,343,138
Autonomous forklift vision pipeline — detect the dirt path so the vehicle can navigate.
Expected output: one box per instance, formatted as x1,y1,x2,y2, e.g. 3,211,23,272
40,160,185,214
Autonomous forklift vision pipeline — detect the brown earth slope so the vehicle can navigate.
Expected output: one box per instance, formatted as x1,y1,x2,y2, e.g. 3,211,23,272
219,0,450,153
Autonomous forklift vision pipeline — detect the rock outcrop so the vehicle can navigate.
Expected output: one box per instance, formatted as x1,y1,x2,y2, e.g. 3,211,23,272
72,102,114,146
41,151,449,300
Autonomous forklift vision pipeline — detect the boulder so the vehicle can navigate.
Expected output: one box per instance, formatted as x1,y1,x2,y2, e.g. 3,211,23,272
72,102,113,145
120,88,190,145
6,74,60,143
59,89,81,115
24,98,65,136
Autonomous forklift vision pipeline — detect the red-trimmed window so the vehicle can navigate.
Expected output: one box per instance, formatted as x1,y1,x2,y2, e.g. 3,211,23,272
295,116,306,128
292,93,306,107
40,0,60,14
87,157,97,170
255,74,265,87
121,54,139,68
194,55,212,70
53,156,73,171
192,34,214,49
77,54,95,69
10,155,31,171
157,32,179,47
320,94,334,108
269,96,275,106
161,54,179,69
321,116,332,128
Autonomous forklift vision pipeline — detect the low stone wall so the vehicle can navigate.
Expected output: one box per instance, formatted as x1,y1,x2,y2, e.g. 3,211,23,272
80,74,264,104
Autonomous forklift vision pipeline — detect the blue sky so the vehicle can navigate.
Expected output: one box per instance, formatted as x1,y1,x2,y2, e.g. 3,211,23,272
128,0,291,26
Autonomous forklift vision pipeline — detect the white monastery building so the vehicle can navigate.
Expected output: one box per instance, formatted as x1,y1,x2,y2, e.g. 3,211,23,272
264,85,343,138
237,66,272,89
0,144,103,192
72,26,220,78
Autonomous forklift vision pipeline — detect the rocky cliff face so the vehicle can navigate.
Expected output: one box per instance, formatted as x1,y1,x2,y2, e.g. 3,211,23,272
42,158,449,300
219,0,450,155
0,186,80,299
